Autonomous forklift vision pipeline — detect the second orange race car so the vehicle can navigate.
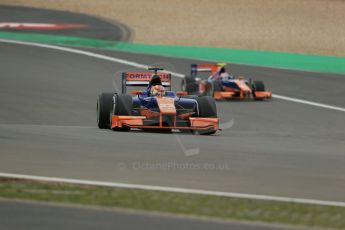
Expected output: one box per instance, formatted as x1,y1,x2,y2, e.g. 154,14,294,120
181,63,272,101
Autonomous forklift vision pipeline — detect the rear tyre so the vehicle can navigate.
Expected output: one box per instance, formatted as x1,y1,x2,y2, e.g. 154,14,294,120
181,76,198,94
209,80,222,97
97,93,113,129
111,94,133,131
195,96,218,135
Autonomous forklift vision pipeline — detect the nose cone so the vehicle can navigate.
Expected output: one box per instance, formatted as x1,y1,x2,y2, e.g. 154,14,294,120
156,97,176,114
236,80,252,92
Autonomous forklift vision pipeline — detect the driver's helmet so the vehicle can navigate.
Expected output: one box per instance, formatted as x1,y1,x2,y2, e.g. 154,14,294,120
150,74,162,86
150,85,165,97
217,63,227,73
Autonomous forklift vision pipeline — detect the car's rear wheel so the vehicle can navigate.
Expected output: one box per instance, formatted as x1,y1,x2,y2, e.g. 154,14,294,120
181,76,198,94
195,96,218,135
97,92,113,129
111,94,133,131
209,80,222,97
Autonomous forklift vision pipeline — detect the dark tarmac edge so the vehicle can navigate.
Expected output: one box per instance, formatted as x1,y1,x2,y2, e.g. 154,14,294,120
0,4,133,42
93,14,134,42
0,178,343,229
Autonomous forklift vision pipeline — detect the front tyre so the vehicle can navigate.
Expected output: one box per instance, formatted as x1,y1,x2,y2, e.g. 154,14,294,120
97,92,114,129
111,94,133,131
251,80,265,100
195,96,218,135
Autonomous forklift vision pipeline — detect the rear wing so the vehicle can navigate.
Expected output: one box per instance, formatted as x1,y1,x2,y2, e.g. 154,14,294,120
191,63,218,76
121,72,171,93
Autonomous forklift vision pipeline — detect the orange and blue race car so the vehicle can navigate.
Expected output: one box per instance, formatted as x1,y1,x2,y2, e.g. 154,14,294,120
97,68,219,135
181,63,272,100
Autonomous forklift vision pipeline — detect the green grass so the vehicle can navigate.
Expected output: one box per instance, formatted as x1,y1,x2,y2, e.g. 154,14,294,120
1,178,344,229
1,31,345,74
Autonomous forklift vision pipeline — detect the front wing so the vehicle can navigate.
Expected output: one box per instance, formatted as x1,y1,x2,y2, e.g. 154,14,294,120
111,115,219,131
213,91,272,100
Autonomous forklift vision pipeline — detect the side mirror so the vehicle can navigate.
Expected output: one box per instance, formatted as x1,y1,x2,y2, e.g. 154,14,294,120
130,90,142,95
176,91,188,96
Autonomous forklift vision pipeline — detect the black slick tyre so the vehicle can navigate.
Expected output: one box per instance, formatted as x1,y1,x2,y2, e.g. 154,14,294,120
97,92,113,129
181,76,198,93
111,94,133,131
195,96,218,135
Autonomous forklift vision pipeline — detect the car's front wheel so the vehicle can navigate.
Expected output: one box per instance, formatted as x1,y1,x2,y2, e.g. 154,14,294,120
251,80,266,100
97,92,114,129
195,96,218,135
111,94,133,131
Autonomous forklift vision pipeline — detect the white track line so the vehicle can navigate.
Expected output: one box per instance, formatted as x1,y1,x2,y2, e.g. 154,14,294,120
1,39,344,113
1,172,345,207
1,39,345,207
273,94,345,112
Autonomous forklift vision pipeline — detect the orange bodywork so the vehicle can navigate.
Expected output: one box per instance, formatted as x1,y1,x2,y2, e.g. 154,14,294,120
235,80,251,92
196,64,219,75
254,91,272,99
190,63,272,101
189,118,219,130
110,91,218,131
156,97,176,114
111,116,145,128
139,108,160,119
111,115,218,130
111,95,218,131
213,91,235,100
213,89,272,100
198,79,272,101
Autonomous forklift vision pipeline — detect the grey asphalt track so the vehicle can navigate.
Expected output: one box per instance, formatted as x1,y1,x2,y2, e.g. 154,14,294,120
0,42,345,203
0,199,302,230
0,5,131,41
